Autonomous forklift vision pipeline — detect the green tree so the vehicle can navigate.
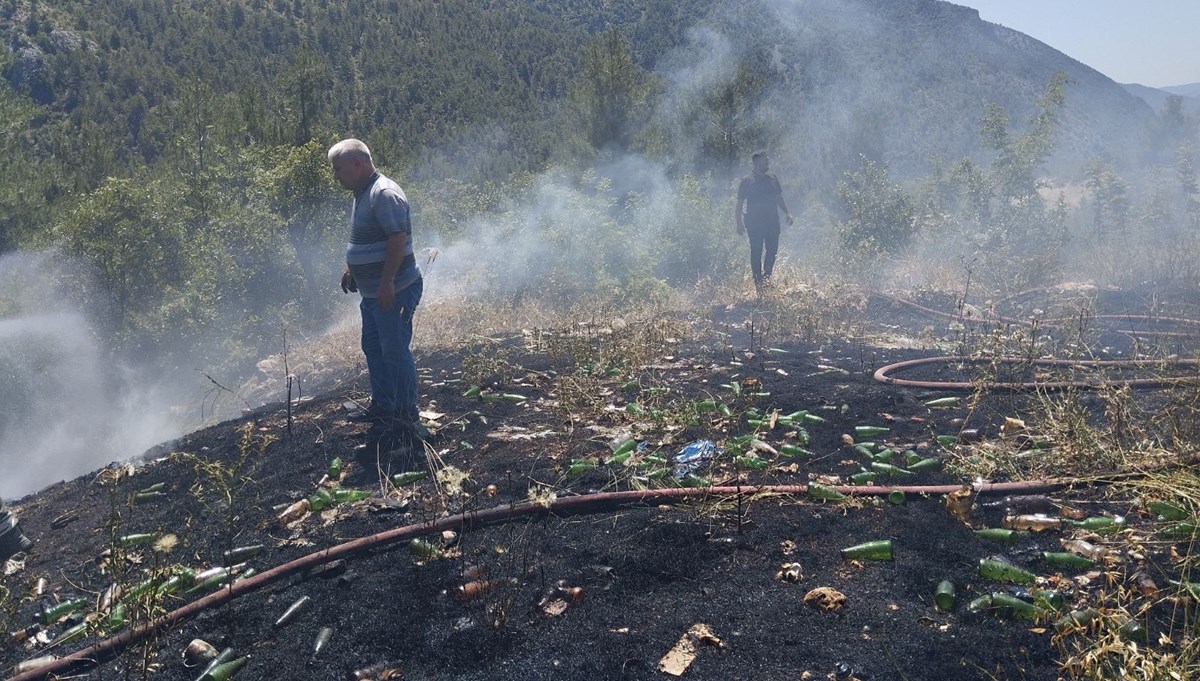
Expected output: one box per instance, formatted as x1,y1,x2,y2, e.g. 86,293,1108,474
566,28,654,156
983,72,1067,203
647,174,737,284
1178,142,1200,231
1082,160,1129,240
56,176,188,341
835,155,916,255
0,63,47,251
257,140,343,316
281,48,330,144
696,62,768,179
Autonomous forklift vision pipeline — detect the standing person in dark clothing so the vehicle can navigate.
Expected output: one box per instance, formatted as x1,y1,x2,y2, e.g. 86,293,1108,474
735,151,794,289
328,138,428,455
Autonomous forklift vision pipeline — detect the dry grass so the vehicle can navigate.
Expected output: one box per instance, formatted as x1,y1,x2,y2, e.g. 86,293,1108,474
200,267,1200,679
1064,231,1200,289
940,371,1200,680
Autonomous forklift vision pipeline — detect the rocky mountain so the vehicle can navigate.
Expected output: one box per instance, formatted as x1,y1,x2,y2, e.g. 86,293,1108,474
0,0,1178,192
703,0,1162,182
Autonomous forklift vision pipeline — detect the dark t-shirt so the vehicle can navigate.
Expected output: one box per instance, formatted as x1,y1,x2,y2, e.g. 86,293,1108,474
737,172,783,228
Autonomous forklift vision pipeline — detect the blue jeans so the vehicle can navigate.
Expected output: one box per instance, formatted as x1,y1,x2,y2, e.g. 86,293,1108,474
359,278,423,423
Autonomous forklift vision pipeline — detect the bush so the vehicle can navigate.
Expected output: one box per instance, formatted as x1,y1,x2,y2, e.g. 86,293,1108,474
835,155,917,255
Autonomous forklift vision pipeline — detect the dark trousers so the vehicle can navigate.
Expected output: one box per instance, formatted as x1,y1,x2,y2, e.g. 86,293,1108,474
746,222,780,284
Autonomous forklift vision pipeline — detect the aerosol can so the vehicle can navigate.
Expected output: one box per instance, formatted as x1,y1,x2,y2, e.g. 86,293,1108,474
0,498,34,562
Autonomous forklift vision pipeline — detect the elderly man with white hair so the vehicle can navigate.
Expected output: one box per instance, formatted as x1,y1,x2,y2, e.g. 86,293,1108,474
328,138,428,461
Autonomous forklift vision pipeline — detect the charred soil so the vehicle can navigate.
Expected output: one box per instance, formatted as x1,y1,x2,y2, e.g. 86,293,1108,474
5,286,1200,681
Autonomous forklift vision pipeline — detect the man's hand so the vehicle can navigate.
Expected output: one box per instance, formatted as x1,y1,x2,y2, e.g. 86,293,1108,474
785,214,794,226
341,270,357,294
376,280,396,311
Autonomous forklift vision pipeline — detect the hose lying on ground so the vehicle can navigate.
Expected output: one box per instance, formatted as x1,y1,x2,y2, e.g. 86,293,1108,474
870,292,1200,391
875,291,1200,333
874,355,1200,391
6,478,1093,681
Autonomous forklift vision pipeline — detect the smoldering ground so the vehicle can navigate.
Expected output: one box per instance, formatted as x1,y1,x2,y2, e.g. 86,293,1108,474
0,254,180,499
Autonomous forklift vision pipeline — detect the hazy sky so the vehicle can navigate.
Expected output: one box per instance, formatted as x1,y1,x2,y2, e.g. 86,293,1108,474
952,1,1200,88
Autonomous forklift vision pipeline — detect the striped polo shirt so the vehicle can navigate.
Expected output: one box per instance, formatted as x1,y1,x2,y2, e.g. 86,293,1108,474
346,171,421,298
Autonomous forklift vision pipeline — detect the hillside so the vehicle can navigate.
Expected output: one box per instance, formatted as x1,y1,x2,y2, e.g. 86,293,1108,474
669,0,1160,185
1122,82,1200,114
2,0,1198,513
1163,82,1200,99
4,284,1200,680
0,0,1167,196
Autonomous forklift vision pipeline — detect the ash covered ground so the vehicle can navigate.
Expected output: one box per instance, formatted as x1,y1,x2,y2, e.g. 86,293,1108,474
4,285,1200,681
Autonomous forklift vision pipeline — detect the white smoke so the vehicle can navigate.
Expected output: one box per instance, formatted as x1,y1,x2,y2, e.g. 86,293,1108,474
0,253,182,499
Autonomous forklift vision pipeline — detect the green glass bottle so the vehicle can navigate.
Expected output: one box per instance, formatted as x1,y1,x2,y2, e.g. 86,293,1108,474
924,397,958,408
840,540,893,561
978,558,1035,584
1065,516,1125,533
1170,579,1200,601
333,488,371,503
106,603,128,632
198,655,249,681
409,538,442,559
734,455,768,471
907,457,941,472
848,471,877,486
118,533,158,547
567,459,597,475
41,597,89,625
223,545,263,563
1041,551,1096,570
52,621,88,646
391,471,429,486
807,484,846,501
156,568,196,597
934,580,955,612
1054,608,1099,633
987,592,1049,620
1147,500,1189,521
870,449,895,464
779,444,809,458
312,627,334,658
870,462,915,477
274,595,311,628
307,488,334,512
974,528,1022,544
190,568,235,591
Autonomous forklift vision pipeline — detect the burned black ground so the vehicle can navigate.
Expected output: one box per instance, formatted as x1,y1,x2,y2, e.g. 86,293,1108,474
4,286,1200,681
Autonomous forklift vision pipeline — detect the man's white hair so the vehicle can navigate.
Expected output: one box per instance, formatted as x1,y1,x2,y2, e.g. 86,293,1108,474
327,138,373,164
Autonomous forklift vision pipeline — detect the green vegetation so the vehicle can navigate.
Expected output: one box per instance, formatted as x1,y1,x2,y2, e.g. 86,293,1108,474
0,0,1197,383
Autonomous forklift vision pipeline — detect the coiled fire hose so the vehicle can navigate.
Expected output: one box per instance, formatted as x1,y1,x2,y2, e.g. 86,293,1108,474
875,355,1200,391
876,291,1200,333
871,292,1200,391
